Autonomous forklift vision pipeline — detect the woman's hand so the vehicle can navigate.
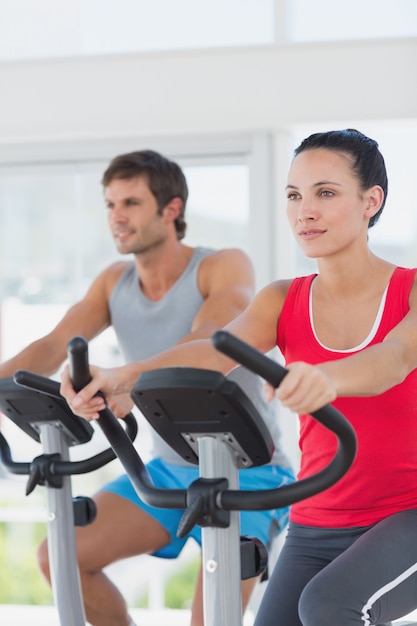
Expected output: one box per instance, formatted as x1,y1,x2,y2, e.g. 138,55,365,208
264,362,337,415
60,363,134,420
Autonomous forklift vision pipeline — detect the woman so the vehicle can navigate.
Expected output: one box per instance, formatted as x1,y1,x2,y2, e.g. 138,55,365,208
62,129,417,626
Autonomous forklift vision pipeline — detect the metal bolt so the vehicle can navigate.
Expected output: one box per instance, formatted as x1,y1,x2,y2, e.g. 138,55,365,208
206,559,218,573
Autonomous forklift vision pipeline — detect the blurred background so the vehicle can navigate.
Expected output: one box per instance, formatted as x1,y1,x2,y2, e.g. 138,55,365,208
0,0,416,616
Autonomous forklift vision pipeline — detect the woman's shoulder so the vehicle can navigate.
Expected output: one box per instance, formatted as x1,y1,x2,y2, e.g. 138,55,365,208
252,278,296,314
262,274,316,298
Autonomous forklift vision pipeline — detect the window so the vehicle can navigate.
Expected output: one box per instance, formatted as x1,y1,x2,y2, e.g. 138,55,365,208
289,0,417,42
2,0,416,62
0,0,274,61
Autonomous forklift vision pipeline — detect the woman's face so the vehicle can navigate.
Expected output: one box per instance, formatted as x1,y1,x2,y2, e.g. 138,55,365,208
285,148,370,260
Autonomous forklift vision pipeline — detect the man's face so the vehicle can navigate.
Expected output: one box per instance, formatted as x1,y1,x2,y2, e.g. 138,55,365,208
105,176,168,255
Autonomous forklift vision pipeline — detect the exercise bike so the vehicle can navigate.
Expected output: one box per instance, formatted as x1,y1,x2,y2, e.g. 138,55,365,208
0,373,137,626
0,330,360,626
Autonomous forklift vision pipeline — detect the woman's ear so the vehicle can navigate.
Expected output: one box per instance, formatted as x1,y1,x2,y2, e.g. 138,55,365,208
365,185,384,219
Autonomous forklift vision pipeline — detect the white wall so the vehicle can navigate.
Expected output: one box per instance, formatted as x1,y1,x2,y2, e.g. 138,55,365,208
1,38,416,155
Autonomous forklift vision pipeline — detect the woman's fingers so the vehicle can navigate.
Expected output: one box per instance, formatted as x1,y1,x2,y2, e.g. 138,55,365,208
275,362,336,414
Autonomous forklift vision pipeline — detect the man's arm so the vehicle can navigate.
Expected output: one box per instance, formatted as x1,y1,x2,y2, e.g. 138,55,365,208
0,262,126,379
176,248,255,344
60,268,291,420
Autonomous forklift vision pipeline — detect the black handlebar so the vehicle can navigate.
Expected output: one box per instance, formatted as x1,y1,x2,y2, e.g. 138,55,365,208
212,330,288,389
66,334,357,512
0,369,138,481
66,337,187,508
67,335,93,392
212,331,357,508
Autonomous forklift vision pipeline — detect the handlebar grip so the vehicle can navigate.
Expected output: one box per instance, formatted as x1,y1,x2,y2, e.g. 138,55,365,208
212,330,357,511
4,353,139,477
14,370,61,399
212,330,287,388
212,329,356,451
65,336,185,508
67,336,92,392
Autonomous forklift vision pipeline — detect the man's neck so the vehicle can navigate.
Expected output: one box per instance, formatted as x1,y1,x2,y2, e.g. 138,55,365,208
134,242,194,302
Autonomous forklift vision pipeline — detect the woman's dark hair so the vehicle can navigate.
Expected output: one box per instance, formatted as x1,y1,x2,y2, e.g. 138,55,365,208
294,129,388,228
102,149,188,240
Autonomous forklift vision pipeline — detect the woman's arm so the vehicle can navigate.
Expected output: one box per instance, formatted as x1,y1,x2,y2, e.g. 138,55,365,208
60,281,288,419
274,276,417,415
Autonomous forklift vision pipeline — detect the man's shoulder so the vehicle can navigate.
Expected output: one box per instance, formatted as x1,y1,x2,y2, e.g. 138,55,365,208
103,259,132,278
99,260,133,296
197,248,255,297
200,248,254,279
199,247,251,266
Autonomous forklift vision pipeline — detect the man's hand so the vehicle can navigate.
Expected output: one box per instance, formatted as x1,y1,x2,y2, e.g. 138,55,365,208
60,364,134,420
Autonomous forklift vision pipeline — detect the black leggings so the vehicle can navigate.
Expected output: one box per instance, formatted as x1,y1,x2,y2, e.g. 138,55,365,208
254,510,417,626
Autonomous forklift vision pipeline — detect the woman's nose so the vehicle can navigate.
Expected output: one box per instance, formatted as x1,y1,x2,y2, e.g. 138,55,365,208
297,198,317,222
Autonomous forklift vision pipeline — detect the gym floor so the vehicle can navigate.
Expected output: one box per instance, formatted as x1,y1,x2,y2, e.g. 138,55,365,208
1,604,417,625
0,606,192,626
0,605,259,625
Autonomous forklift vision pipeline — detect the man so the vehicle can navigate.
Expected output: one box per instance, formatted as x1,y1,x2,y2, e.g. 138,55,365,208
0,150,294,626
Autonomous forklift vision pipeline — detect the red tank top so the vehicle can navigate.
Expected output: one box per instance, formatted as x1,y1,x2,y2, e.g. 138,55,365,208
276,267,417,527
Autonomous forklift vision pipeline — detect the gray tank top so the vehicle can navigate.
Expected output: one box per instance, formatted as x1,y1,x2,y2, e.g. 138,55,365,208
109,246,290,467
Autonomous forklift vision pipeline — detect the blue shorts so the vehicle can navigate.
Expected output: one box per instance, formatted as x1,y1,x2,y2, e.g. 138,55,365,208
101,459,295,559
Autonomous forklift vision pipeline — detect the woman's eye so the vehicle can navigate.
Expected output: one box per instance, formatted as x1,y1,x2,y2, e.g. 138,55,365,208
320,189,334,197
287,192,299,201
